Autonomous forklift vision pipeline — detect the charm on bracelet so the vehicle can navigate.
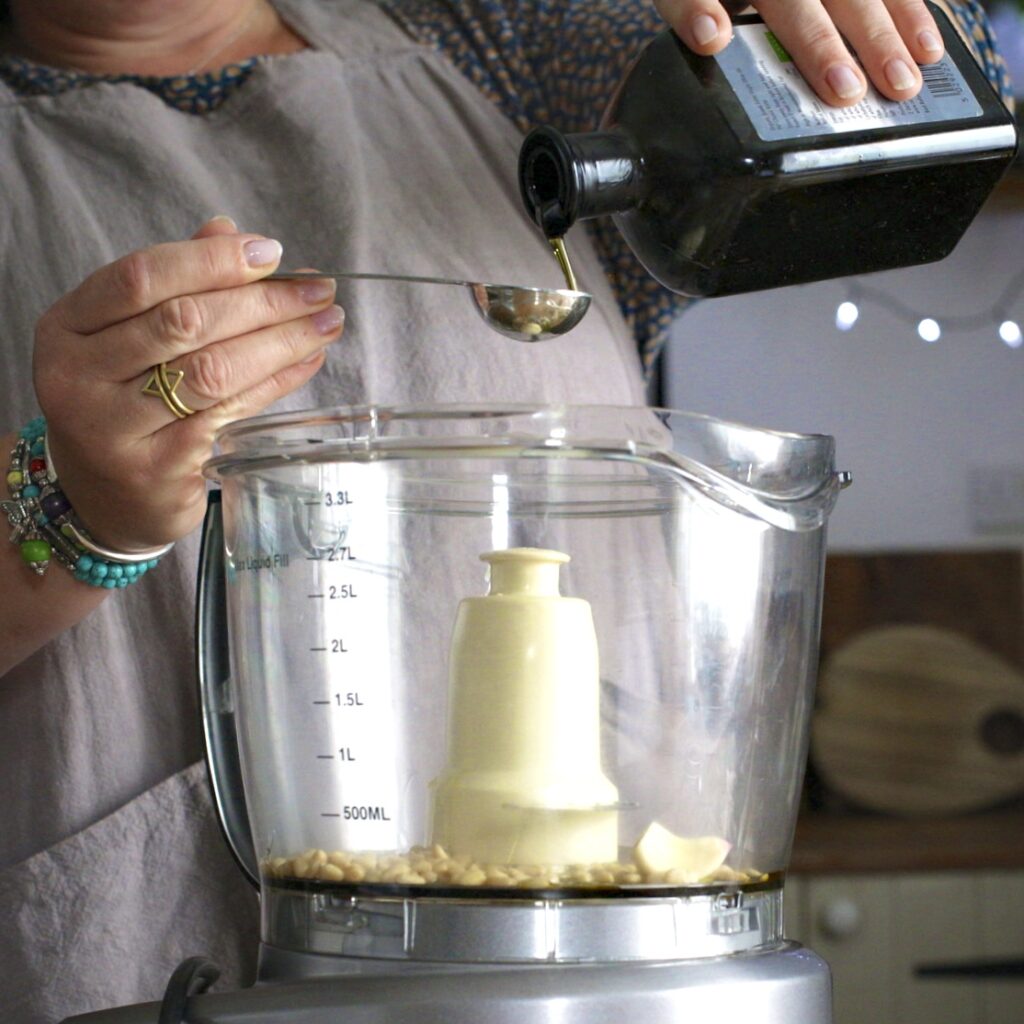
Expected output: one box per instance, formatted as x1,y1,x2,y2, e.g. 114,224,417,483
5,417,57,574
5,417,170,586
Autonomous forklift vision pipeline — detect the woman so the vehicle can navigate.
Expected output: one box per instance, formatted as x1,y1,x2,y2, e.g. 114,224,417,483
0,1,1011,1020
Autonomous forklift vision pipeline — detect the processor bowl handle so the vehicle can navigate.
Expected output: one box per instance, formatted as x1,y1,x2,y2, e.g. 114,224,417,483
196,489,260,888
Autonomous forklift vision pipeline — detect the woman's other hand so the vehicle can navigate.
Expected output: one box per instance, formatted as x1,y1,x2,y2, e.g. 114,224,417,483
655,0,947,106
32,217,344,553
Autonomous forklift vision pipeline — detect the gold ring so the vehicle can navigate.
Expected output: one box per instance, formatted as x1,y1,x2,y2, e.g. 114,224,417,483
142,363,195,419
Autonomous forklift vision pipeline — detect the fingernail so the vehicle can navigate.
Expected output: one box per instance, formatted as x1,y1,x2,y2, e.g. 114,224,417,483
885,57,917,92
919,29,942,54
301,349,326,365
296,279,336,304
244,238,283,267
311,304,344,335
209,214,238,229
826,63,863,99
692,14,719,46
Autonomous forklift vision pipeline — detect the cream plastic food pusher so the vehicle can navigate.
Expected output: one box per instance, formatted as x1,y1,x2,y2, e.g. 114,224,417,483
430,548,619,866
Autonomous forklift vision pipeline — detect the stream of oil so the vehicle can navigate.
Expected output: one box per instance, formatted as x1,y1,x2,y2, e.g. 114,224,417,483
548,236,577,291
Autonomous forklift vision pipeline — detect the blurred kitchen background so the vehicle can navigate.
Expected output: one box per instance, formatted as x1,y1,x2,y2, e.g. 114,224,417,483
660,4,1024,1020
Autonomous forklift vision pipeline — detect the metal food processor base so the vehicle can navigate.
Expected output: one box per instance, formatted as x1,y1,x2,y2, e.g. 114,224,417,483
63,942,832,1023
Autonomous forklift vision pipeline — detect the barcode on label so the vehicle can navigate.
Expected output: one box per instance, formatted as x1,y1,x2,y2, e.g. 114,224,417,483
921,62,964,99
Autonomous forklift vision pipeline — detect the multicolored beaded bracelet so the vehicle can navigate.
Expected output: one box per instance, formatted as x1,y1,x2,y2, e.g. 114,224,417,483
3,416,171,588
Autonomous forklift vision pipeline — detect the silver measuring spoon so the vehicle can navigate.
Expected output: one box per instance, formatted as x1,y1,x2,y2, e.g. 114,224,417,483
270,270,591,342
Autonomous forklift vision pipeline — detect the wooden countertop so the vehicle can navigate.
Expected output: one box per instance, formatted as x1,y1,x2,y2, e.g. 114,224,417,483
791,805,1024,875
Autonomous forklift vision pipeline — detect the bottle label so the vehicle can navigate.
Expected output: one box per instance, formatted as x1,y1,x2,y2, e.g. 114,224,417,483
716,24,983,141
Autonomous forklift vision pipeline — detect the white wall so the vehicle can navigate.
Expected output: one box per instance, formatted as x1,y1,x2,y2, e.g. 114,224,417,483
663,185,1024,552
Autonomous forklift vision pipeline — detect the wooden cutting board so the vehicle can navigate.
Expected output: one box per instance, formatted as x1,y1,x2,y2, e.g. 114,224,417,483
812,624,1024,816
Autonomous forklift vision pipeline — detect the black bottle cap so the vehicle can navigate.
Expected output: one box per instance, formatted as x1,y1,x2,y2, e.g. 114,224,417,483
519,126,644,237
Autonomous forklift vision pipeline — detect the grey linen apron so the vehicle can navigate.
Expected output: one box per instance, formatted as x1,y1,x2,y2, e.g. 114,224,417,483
0,0,646,1019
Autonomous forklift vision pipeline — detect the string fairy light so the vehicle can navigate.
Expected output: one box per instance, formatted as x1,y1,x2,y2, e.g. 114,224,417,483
833,265,1024,349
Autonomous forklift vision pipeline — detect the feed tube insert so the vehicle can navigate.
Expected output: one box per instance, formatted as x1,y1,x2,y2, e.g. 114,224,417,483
430,548,619,866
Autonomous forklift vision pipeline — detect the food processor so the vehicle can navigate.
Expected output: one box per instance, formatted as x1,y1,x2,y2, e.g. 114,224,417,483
66,403,847,1023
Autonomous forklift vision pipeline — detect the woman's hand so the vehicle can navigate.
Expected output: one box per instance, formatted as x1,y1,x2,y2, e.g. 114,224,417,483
655,0,947,106
32,217,344,553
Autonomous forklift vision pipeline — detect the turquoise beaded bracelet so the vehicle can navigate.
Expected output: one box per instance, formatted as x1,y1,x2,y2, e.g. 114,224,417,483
3,417,169,588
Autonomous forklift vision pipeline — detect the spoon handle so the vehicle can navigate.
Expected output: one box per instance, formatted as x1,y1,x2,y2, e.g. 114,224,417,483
269,270,476,289
270,270,590,300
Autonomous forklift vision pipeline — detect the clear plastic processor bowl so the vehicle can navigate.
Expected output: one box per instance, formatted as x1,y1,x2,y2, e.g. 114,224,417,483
200,405,843,910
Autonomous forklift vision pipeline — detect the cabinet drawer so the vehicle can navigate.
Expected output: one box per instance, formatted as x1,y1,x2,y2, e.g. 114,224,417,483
787,872,1024,1024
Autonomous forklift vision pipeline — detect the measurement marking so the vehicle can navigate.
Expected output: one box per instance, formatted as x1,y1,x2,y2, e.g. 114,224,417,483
306,555,322,562
303,499,322,506
321,813,341,818
307,593,325,599
313,700,331,705
317,754,335,759
310,646,328,652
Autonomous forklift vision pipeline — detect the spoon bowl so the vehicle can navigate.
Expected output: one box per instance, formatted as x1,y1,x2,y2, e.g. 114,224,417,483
270,271,591,342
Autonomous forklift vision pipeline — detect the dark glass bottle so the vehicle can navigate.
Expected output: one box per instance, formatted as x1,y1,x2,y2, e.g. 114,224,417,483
518,3,1017,298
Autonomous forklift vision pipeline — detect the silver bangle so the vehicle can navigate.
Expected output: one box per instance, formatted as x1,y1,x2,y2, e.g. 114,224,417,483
44,433,175,565
59,519,174,564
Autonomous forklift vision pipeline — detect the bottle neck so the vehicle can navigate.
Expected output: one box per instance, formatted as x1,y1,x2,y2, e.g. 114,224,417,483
518,126,645,237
